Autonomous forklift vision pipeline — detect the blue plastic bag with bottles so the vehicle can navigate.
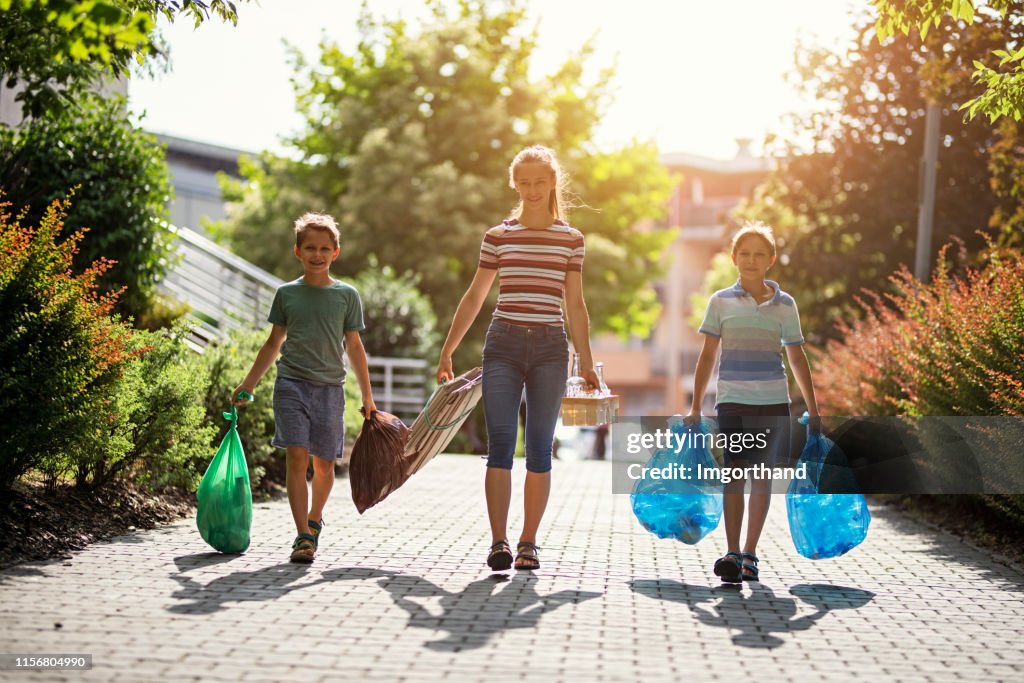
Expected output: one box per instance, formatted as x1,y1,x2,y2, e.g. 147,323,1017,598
631,417,723,544
786,415,871,559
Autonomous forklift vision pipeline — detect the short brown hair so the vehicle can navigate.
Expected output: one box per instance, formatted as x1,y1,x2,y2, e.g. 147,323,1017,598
730,220,776,258
294,212,340,248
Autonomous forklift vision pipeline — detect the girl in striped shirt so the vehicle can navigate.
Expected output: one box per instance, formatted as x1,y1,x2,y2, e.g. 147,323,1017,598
436,145,600,572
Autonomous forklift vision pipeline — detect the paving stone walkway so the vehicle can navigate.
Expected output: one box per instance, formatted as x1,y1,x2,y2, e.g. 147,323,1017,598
1,454,1022,682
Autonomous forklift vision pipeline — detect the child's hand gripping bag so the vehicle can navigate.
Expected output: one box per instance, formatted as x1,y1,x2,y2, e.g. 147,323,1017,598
786,414,871,559
631,417,723,544
196,393,253,554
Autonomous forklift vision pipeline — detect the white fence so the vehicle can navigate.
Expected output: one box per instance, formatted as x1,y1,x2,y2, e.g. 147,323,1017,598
159,224,427,421
368,358,432,424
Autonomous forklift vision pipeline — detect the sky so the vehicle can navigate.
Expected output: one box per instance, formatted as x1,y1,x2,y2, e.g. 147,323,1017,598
128,0,862,160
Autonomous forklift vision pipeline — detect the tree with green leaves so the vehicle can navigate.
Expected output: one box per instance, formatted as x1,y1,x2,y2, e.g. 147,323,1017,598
731,8,1022,342
0,0,248,118
870,0,1023,121
0,95,173,318
352,257,440,361
216,0,674,369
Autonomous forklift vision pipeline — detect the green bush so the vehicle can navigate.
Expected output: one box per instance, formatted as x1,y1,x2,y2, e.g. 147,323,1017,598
344,374,364,446
0,197,136,490
817,240,1024,522
818,241,1023,416
61,322,216,490
0,95,173,320
352,258,440,362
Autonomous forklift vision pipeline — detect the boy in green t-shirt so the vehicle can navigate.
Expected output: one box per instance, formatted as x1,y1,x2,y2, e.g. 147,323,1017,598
233,212,376,563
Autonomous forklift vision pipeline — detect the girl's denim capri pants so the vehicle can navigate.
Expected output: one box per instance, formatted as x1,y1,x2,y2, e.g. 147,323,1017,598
482,319,569,473
272,375,346,461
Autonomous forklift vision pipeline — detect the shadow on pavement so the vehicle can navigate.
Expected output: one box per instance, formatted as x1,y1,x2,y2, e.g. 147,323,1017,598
0,564,48,586
173,552,246,572
630,579,874,649
374,572,601,652
868,505,1024,592
107,534,147,544
168,554,395,615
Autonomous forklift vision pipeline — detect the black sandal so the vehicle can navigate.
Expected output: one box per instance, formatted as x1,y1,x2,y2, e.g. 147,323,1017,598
741,552,760,581
714,551,743,583
486,540,513,571
515,541,540,570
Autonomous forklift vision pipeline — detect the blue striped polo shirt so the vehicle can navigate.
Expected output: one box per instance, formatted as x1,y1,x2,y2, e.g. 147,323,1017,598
698,280,805,406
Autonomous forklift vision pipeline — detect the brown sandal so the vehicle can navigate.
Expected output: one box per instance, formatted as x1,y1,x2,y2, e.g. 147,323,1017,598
515,542,540,570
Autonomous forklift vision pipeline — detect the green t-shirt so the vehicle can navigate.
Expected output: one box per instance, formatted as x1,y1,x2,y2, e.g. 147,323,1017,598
267,278,365,386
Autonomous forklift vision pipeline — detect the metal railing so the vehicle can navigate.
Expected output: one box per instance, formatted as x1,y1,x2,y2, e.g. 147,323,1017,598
160,223,282,347
158,224,427,419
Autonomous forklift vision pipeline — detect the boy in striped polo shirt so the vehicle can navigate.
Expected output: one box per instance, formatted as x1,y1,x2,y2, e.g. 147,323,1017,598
686,221,820,583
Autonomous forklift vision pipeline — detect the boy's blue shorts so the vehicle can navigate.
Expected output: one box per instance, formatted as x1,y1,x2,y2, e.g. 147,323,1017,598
272,375,346,461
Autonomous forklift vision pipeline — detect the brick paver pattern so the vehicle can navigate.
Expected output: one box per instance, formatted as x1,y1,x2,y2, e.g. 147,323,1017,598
1,455,1023,682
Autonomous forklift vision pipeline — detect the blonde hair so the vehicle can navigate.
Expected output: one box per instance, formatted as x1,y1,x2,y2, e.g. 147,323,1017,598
731,220,776,258
508,145,569,221
294,212,340,249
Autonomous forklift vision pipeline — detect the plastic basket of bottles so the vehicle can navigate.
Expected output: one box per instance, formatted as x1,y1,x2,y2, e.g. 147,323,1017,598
560,357,619,426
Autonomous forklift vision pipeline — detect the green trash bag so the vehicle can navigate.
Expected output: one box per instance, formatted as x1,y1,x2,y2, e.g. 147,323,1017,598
196,393,253,553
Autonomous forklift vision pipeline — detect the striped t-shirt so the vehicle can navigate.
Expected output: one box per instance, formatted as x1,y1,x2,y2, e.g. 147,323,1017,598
698,280,805,406
478,219,585,326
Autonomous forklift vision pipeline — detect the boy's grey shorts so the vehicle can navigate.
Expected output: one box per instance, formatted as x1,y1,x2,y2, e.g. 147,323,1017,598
272,376,346,461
